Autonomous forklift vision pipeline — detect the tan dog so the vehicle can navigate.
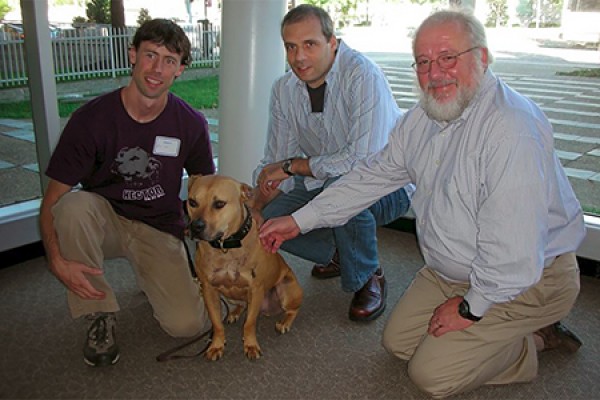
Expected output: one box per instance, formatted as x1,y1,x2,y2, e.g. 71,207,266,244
187,174,303,360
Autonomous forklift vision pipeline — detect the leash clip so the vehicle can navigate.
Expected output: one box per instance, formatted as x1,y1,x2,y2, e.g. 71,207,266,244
218,239,229,254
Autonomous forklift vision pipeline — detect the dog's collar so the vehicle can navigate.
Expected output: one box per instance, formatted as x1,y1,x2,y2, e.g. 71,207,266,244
208,204,253,250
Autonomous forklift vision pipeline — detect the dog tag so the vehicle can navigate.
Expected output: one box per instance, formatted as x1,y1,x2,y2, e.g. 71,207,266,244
153,136,181,157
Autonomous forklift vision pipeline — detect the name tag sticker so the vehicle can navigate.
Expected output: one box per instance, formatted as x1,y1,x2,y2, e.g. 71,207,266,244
153,136,180,157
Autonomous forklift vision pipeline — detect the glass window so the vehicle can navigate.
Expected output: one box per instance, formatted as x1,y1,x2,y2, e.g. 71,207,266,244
0,2,598,258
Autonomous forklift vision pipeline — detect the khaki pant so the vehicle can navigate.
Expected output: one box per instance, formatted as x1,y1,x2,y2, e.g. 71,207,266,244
52,191,208,337
382,253,580,398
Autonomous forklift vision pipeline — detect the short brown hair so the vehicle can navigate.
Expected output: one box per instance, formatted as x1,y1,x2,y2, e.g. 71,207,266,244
281,4,334,40
131,19,192,66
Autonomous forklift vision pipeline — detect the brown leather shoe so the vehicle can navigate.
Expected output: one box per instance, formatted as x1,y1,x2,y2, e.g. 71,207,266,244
348,268,386,322
311,251,341,279
535,322,582,353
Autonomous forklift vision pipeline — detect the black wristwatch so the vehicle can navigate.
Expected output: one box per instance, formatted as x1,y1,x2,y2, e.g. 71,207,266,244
458,299,482,322
282,158,294,176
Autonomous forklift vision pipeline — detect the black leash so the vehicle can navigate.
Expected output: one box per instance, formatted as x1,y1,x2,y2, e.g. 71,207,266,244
156,297,229,362
156,207,229,362
182,200,198,279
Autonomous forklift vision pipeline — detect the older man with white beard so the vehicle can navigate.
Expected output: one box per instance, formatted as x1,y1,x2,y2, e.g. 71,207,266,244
258,8,586,399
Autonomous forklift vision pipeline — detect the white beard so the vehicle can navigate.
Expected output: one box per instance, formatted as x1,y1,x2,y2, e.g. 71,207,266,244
418,63,485,122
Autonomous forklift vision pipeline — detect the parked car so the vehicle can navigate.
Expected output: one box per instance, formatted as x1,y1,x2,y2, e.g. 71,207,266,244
0,23,24,40
49,24,61,38
0,22,61,40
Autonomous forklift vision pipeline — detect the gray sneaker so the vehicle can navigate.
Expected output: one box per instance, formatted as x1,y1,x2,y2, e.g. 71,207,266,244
83,312,120,367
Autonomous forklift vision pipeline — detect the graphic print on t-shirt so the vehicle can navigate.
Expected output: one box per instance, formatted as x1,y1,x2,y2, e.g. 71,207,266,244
111,146,165,201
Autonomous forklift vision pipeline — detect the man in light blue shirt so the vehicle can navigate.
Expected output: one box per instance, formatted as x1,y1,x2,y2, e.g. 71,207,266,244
259,9,585,398
252,4,414,322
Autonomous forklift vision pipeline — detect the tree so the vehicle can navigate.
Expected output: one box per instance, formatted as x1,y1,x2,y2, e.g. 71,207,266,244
516,0,535,26
72,16,87,26
0,0,11,21
110,0,125,28
516,0,561,27
304,0,359,28
335,0,358,28
86,0,110,24
73,0,125,27
304,0,330,7
137,8,152,27
408,0,441,6
486,0,509,27
539,0,563,26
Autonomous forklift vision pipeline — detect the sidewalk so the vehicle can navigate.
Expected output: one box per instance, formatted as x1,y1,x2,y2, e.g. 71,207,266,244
0,118,40,206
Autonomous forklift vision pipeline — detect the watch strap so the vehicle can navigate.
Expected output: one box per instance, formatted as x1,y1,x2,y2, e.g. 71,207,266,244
459,299,482,322
282,158,294,176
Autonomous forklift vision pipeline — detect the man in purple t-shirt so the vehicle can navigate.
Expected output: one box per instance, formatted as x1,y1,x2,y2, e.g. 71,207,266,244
39,19,215,367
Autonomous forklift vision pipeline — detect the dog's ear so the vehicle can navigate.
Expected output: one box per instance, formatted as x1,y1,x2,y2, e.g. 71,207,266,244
240,183,253,202
188,174,201,191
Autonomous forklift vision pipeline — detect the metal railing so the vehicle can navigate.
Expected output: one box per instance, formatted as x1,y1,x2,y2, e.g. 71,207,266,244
0,24,220,88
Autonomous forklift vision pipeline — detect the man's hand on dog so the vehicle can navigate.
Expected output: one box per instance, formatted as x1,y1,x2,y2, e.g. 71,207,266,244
259,216,301,253
49,257,106,300
256,163,288,196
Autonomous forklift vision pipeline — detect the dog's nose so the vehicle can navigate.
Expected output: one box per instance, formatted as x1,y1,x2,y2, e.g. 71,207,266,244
190,219,206,238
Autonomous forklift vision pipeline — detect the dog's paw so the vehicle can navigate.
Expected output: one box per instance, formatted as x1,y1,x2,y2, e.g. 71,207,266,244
205,344,225,361
227,308,243,324
276,311,299,334
227,314,239,324
226,304,245,324
244,343,262,360
275,321,292,334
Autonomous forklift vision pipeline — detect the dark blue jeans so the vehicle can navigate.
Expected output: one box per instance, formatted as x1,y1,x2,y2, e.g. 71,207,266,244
262,176,411,292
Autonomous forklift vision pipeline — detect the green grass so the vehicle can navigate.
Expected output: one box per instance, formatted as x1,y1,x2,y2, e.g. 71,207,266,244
557,68,600,78
0,101,37,119
0,75,219,119
171,75,219,109
583,206,600,216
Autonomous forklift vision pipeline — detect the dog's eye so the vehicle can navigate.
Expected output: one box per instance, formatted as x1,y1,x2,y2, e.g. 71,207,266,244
188,199,198,208
214,200,226,209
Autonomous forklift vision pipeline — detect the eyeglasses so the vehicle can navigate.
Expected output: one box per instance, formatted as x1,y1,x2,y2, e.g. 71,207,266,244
411,47,480,74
